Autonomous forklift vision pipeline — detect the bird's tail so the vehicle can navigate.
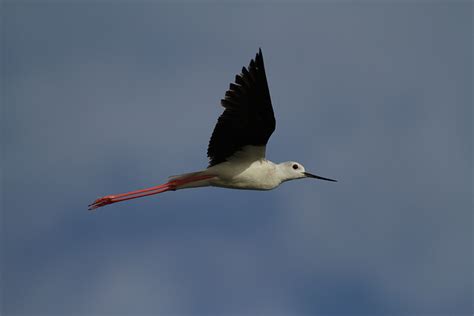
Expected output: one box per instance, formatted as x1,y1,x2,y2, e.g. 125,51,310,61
167,171,214,189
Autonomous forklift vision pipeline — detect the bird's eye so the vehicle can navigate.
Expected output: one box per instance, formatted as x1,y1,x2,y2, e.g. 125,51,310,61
292,164,298,170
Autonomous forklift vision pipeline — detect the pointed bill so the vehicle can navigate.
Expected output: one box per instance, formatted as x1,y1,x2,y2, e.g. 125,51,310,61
303,172,337,182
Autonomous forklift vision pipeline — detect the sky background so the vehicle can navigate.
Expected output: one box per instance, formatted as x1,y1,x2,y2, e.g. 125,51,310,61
2,1,472,315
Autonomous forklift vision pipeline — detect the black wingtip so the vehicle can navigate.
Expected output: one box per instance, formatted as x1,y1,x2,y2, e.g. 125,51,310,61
255,48,264,66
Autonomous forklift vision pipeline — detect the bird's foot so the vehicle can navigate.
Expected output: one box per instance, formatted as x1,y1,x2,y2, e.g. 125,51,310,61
88,195,116,211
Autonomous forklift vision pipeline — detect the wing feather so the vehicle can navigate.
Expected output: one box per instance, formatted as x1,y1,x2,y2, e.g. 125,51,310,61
207,48,276,167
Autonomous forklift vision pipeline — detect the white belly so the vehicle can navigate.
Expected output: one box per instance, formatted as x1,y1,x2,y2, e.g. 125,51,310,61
207,159,281,190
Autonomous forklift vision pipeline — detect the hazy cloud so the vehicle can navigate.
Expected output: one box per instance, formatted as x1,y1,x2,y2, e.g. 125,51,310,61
3,2,472,315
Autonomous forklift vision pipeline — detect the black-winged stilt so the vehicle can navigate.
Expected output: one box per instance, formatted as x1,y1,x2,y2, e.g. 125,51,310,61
89,48,336,210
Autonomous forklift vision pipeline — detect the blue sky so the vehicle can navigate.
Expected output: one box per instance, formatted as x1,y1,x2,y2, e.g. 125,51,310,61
2,2,472,315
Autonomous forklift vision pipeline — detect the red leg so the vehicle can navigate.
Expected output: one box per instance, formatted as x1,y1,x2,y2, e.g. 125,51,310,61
88,174,215,210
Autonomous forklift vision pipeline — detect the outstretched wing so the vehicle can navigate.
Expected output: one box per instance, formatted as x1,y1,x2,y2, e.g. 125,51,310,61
207,48,276,167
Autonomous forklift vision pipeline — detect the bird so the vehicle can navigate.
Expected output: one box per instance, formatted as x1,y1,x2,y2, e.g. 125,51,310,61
89,48,336,210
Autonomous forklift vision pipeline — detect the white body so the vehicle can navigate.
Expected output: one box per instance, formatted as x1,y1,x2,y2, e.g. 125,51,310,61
208,159,279,190
172,146,307,191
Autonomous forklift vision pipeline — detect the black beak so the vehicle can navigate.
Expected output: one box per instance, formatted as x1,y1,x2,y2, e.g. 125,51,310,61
303,172,337,182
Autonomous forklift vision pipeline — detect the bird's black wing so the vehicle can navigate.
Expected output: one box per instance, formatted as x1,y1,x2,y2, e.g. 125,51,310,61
207,48,276,167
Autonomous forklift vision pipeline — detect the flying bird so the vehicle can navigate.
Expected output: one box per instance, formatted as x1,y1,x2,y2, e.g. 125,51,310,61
89,48,336,210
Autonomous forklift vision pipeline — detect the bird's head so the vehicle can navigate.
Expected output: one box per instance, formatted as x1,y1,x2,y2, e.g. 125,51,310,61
279,161,337,182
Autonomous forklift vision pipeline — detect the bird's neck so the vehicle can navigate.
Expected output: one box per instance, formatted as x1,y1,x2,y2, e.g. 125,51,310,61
275,163,293,183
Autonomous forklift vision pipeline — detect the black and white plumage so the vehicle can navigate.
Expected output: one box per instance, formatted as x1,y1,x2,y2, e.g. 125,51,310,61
207,48,275,167
89,48,335,210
